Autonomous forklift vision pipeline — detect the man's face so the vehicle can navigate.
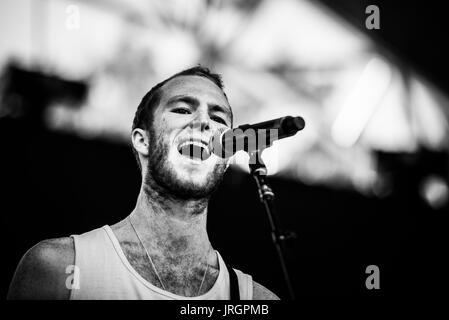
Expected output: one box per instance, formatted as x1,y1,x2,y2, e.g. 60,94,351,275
145,75,232,200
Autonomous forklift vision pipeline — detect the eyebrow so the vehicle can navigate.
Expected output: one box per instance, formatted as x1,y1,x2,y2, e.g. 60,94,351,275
167,94,232,119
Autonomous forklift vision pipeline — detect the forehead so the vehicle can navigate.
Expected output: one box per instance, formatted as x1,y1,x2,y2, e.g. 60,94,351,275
158,75,230,108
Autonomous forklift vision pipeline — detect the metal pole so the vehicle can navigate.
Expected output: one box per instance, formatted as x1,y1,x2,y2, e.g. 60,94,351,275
249,151,296,300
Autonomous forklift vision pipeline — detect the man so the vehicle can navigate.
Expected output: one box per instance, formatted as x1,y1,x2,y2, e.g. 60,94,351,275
8,66,280,300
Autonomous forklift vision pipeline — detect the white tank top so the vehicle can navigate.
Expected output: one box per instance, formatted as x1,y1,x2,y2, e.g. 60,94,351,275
69,226,253,300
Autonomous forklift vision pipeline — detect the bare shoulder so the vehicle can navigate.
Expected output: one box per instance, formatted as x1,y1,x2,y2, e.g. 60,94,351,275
7,237,75,300
252,280,280,300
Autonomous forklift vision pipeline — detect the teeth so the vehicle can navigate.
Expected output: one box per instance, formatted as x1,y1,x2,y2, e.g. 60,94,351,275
177,139,211,161
178,140,207,150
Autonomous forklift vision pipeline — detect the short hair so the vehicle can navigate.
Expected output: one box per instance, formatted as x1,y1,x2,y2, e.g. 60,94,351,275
131,65,232,170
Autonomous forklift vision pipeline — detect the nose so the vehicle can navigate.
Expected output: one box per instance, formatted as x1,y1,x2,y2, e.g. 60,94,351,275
191,108,210,132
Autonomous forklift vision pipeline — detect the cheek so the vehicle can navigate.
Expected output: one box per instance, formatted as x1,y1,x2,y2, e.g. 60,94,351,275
156,116,184,140
152,120,173,146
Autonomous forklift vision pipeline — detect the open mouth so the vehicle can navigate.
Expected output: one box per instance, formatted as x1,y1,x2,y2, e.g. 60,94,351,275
177,139,211,161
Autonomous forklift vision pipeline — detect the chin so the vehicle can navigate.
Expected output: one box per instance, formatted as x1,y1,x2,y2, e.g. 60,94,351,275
173,162,215,189
167,175,218,200
179,174,211,190
170,161,224,199
146,146,226,200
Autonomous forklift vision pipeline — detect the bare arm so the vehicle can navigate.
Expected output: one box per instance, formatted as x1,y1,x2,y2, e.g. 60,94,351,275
252,281,280,300
7,237,75,300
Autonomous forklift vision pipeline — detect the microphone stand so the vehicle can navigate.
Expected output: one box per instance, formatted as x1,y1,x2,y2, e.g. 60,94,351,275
248,150,296,300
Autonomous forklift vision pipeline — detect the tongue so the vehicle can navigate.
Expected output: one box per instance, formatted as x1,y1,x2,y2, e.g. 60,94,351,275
179,144,211,161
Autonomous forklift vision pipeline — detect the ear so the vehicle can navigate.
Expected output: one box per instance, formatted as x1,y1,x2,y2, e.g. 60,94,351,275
131,128,149,157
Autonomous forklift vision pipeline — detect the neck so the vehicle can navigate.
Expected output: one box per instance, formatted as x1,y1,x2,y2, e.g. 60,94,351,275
129,183,213,262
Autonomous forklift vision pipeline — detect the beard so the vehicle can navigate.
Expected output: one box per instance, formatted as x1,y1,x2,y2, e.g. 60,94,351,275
144,126,228,201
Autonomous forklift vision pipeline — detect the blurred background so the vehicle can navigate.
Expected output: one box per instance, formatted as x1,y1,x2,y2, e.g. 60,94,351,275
1,0,448,298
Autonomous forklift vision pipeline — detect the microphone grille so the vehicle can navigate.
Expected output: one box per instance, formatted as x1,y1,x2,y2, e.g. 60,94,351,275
282,116,305,133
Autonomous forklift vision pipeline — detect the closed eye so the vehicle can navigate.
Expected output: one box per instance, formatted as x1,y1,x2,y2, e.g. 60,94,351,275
211,116,227,125
171,107,191,115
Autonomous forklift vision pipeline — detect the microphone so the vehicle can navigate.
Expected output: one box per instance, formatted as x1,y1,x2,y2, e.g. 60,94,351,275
210,116,305,158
